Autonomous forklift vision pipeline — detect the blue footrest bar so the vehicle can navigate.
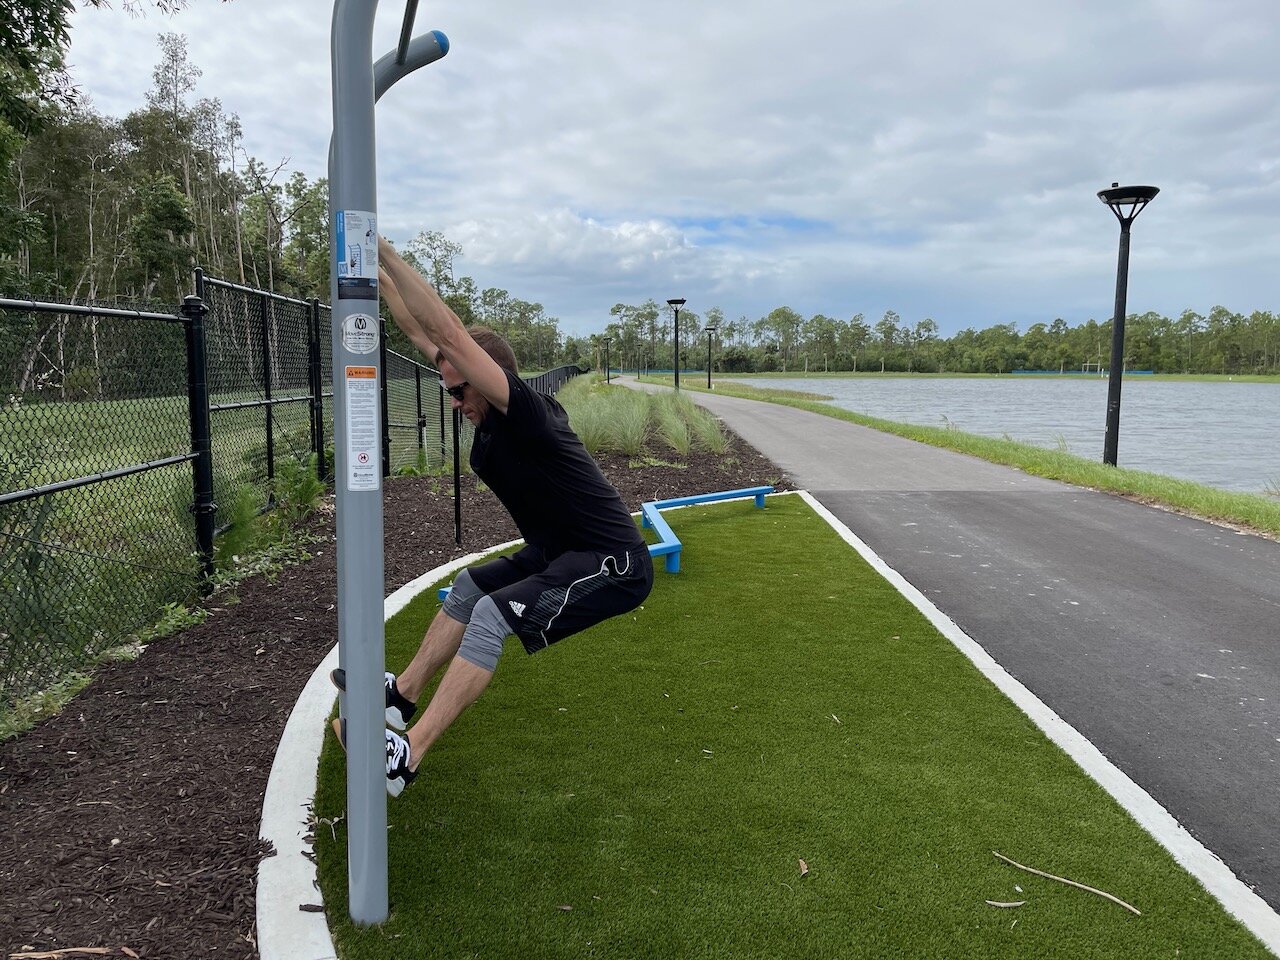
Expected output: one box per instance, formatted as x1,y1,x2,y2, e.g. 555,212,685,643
641,485,774,573
438,485,774,596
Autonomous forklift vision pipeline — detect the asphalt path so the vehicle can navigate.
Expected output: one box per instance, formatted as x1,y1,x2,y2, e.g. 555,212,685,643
622,377,1280,909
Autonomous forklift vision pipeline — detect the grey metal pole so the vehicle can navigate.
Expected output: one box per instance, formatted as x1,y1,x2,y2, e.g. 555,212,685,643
328,8,450,926
331,0,386,925
1102,221,1132,467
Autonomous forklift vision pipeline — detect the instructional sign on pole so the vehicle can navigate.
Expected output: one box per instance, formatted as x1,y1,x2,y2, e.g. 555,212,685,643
336,210,378,300
345,366,380,491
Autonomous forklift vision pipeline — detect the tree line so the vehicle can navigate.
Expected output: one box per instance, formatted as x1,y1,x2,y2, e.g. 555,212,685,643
594,303,1280,376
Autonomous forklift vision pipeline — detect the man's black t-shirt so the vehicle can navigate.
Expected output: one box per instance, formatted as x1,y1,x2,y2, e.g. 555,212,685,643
469,371,645,557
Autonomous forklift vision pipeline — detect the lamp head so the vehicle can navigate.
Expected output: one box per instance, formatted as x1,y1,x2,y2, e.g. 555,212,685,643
1098,183,1159,223
667,298,686,308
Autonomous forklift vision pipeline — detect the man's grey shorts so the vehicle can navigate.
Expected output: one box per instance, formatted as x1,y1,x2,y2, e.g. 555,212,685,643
444,543,654,655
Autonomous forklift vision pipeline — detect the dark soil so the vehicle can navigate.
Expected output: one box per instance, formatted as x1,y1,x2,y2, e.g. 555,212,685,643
0,435,790,959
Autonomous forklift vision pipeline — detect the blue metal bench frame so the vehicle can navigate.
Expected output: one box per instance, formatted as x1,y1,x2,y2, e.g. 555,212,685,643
642,485,773,573
438,485,774,597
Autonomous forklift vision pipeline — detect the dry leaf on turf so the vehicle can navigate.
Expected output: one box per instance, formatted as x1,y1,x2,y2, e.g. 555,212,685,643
799,859,810,877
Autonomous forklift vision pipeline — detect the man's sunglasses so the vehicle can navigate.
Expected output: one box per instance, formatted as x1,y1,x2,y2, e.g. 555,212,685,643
445,381,469,400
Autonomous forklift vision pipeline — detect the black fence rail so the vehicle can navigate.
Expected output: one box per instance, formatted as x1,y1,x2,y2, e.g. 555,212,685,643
0,276,582,710
0,297,210,708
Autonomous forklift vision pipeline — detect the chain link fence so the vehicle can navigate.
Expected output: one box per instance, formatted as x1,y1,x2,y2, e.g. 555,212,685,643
0,298,206,708
2,273,583,710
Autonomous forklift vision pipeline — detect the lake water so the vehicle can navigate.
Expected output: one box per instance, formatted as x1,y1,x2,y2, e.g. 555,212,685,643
739,376,1280,494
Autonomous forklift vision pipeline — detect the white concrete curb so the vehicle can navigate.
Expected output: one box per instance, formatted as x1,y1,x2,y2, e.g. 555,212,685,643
797,489,1280,955
255,540,523,960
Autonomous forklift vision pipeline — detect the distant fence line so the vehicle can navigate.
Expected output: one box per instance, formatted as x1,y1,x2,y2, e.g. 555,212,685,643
0,271,584,710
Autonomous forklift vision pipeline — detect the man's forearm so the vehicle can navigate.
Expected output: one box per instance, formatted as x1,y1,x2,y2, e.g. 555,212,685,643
379,267,440,360
379,240,467,363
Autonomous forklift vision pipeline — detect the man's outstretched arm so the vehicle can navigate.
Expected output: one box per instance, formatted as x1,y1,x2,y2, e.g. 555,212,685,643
379,265,439,360
378,237,509,414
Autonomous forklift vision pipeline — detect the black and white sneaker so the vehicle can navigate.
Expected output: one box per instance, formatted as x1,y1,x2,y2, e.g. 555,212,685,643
330,668,417,730
329,719,419,798
384,728,417,797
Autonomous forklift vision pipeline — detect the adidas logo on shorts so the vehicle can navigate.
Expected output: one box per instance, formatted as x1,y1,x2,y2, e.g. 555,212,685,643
508,600,526,617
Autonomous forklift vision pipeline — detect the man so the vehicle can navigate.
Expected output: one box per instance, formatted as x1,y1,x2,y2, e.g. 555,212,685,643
333,236,654,796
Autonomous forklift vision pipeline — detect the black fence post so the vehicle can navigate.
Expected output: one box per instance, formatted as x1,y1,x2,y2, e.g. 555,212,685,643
379,317,392,478
414,365,425,461
259,292,275,499
438,379,446,468
183,289,217,592
308,297,326,481
452,407,462,545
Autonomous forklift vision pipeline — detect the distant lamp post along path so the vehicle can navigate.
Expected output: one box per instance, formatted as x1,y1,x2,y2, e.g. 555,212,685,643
1097,182,1159,467
705,325,718,389
667,298,686,391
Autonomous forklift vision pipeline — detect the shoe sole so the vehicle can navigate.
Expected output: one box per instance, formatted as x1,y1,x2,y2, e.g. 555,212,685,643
329,669,409,731
329,717,411,798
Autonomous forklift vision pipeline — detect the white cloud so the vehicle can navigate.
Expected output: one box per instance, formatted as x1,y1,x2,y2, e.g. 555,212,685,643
64,0,1280,336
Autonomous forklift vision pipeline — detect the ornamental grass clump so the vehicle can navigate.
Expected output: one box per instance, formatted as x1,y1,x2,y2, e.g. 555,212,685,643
651,391,692,456
558,375,610,453
609,389,650,455
560,375,650,455
689,404,729,454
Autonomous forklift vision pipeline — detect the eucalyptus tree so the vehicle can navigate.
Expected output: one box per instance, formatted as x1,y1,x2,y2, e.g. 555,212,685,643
873,310,902,369
805,313,840,371
910,317,939,372
281,171,328,296
405,229,462,293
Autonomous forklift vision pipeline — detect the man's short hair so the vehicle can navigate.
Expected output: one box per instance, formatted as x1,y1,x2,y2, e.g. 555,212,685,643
436,326,518,376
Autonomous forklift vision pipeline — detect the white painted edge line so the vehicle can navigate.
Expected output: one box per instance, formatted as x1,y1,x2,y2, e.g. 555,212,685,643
256,540,524,960
797,489,1280,954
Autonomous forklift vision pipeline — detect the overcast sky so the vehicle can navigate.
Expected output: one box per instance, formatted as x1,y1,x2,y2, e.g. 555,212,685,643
67,0,1280,338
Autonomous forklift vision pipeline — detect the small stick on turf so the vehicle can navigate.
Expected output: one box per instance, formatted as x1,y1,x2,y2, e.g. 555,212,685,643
993,851,1142,916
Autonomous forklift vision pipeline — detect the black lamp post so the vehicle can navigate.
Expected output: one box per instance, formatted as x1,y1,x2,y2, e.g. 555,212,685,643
602,336,612,384
1097,182,1159,466
705,325,718,389
667,298,685,390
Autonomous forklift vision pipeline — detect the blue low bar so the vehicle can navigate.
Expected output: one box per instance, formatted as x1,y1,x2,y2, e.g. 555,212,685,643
441,485,774,591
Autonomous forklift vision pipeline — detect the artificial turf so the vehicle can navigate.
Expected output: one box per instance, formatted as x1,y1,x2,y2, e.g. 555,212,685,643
313,494,1269,959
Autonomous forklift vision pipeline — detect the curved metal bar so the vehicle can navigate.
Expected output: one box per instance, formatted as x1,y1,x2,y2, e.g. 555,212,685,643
375,29,449,102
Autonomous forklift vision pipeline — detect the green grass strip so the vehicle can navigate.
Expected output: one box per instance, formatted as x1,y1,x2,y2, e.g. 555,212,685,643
314,496,1267,959
638,376,1280,537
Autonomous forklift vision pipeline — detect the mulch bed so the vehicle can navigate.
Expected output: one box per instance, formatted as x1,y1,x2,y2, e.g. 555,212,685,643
0,435,791,959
